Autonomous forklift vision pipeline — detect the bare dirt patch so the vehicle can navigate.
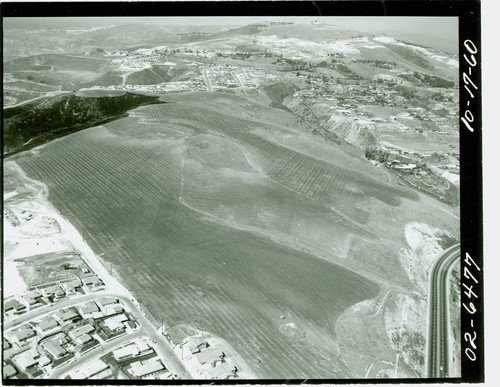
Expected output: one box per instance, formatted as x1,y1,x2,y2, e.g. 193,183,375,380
14,251,92,288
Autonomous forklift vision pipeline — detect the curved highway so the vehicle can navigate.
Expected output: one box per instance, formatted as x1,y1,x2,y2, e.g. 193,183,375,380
425,243,460,378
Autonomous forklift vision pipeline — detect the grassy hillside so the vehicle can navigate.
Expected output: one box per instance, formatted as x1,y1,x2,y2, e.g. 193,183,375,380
4,54,108,73
125,66,172,85
15,123,379,378
3,20,460,379
10,91,458,377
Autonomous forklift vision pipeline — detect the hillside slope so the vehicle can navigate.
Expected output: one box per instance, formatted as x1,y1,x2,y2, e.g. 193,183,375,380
4,92,162,156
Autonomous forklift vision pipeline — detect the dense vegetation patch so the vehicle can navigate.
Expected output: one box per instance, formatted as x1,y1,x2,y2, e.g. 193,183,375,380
262,82,298,111
3,92,162,156
400,72,454,88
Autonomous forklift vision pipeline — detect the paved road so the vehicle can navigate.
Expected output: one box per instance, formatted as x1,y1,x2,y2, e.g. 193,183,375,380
425,243,460,378
369,289,394,317
6,163,191,379
5,293,111,330
47,331,143,378
203,69,213,91
232,72,244,88
7,291,191,379
6,90,72,109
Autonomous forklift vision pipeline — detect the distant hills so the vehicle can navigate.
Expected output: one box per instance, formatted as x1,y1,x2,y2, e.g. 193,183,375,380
3,21,457,60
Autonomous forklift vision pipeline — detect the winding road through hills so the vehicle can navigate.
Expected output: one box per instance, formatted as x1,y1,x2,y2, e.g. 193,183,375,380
425,243,460,378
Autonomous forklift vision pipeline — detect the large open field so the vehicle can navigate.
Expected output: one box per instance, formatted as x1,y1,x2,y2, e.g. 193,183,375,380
12,92,458,378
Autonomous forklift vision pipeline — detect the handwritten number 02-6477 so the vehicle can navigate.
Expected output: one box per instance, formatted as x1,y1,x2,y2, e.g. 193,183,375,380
463,252,480,362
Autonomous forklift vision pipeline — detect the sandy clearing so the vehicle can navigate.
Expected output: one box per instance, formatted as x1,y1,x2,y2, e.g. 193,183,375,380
4,260,28,297
442,171,459,186
4,160,194,378
5,238,70,260
4,190,18,200
174,331,258,379
4,160,140,303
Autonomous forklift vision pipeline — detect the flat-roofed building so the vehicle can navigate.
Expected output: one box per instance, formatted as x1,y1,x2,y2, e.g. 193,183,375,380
193,348,224,366
113,344,140,361
78,302,99,318
82,280,104,294
3,364,17,378
129,358,165,377
104,319,124,332
18,295,38,309
92,311,104,319
60,279,81,294
185,339,210,355
54,289,65,299
79,359,109,378
81,275,103,286
38,355,51,367
135,339,150,352
114,314,128,323
53,309,79,323
44,341,67,359
74,333,93,346
36,316,58,335
205,362,238,379
124,320,137,332
102,304,124,316
38,284,61,297
69,324,95,340
4,300,17,313
6,327,35,343
24,290,42,299
96,297,117,309
4,299,26,316
14,348,40,370
104,314,128,332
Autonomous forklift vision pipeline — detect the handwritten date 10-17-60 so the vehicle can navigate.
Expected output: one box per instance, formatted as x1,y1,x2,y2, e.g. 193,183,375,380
461,39,478,133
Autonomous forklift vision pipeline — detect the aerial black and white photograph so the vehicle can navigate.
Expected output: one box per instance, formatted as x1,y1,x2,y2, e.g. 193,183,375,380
2,9,477,382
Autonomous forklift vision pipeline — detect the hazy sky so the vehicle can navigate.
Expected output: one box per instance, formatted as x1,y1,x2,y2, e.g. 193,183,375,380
5,16,457,35
5,16,457,52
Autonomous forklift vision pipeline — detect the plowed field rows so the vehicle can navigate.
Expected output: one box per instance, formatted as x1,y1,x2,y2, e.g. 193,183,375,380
16,117,379,378
132,103,417,226
234,132,418,224
181,157,372,259
132,103,254,135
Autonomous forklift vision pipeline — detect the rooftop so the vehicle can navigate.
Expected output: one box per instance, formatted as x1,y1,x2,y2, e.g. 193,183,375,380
69,323,95,339
205,361,238,379
37,316,58,332
54,309,79,321
130,358,165,377
3,364,17,378
193,348,224,365
39,284,61,294
82,275,102,286
98,297,117,307
14,348,40,369
113,344,139,360
79,301,99,314
61,279,81,289
74,333,93,345
44,341,67,358
79,359,109,378
7,328,35,342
